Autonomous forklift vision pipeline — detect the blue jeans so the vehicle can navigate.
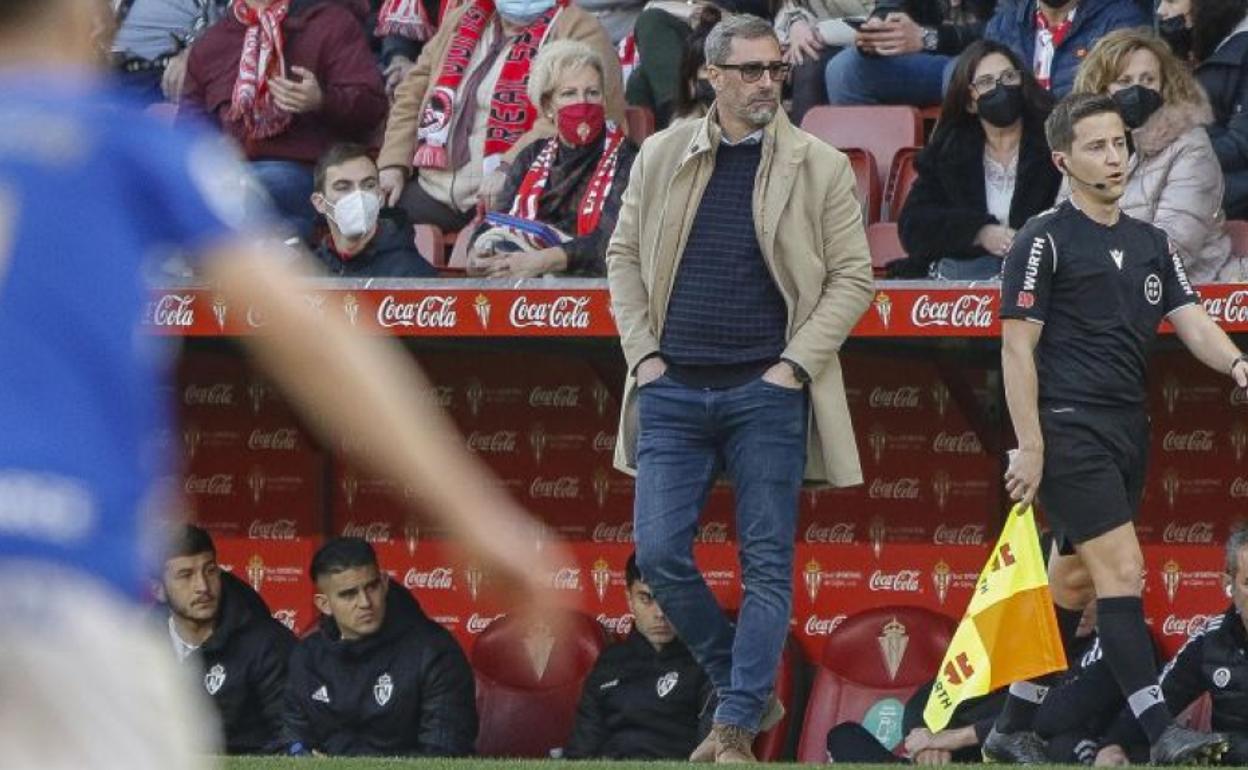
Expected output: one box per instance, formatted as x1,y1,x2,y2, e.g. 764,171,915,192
824,48,952,106
633,374,808,731
249,160,316,240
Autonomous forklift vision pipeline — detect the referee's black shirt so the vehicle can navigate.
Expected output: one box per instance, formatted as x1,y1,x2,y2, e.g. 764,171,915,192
1000,201,1199,407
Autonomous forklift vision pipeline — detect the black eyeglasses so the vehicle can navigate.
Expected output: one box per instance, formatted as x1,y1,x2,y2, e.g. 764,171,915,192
971,68,1022,94
714,61,791,83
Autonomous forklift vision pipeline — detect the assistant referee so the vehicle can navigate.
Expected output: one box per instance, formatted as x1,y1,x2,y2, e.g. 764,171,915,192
987,93,1248,766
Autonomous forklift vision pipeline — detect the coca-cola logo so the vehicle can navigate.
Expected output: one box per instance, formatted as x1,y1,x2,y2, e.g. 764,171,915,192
804,614,849,635
185,474,234,496
868,386,921,409
1162,522,1215,544
910,293,994,329
591,521,634,543
1162,613,1212,637
932,431,983,454
695,522,729,543
467,612,504,634
933,523,986,545
596,613,635,635
804,522,856,544
376,295,458,329
247,428,298,451
530,476,580,499
404,567,453,590
466,430,518,453
184,384,235,407
341,521,392,542
869,569,922,592
1231,477,1248,498
149,294,196,327
509,296,592,329
1200,290,1248,325
248,518,297,539
550,567,581,590
1162,430,1215,453
592,431,616,452
868,478,921,500
529,386,581,408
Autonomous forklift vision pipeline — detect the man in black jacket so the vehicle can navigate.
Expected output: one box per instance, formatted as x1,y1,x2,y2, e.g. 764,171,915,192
309,144,436,278
282,537,476,757
564,553,713,759
157,525,295,754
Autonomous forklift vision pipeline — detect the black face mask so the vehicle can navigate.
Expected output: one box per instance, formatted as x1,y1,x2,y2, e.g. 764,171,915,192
1112,84,1165,129
976,84,1024,128
1158,15,1193,59
694,79,715,108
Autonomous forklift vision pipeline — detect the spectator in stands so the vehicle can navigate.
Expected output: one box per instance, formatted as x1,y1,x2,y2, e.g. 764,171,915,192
1162,0,1248,222
563,554,714,759
180,0,388,237
670,6,722,125
156,525,294,755
377,0,625,235
580,0,647,43
894,41,1059,279
1093,529,1248,766
608,15,873,762
774,0,868,122
112,0,229,105
309,143,436,277
983,0,1145,96
466,41,637,278
368,0,444,98
1068,28,1234,282
824,0,997,109
282,538,477,757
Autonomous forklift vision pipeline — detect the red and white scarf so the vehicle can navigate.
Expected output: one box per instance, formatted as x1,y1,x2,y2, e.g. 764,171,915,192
412,0,562,172
227,0,292,140
1032,7,1075,90
510,124,626,236
376,0,434,42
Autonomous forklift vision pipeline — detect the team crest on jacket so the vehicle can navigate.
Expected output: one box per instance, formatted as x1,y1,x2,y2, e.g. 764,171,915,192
1214,667,1232,688
656,671,679,698
312,685,330,703
374,673,394,706
204,664,226,695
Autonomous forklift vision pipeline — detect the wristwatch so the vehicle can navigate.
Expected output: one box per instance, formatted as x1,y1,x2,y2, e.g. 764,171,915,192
1231,352,1248,375
921,26,939,52
784,359,812,384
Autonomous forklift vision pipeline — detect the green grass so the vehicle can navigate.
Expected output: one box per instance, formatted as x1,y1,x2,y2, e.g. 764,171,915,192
221,760,1081,769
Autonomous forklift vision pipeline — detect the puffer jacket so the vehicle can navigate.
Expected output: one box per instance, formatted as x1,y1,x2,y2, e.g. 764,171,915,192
1059,97,1233,282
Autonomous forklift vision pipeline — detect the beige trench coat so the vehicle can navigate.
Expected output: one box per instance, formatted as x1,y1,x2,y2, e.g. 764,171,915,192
606,108,874,485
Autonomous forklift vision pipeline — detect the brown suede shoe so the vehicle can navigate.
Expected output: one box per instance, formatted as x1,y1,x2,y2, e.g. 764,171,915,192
714,724,758,763
689,693,783,762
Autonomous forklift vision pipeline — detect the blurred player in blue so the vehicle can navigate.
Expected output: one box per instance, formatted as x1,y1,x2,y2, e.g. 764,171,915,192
0,1,555,766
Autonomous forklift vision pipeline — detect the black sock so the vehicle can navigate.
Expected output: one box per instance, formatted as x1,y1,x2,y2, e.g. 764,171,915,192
993,603,1085,733
1096,596,1172,744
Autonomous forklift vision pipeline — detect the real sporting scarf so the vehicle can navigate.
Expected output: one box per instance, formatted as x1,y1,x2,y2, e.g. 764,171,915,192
227,0,292,140
510,124,626,236
412,0,562,172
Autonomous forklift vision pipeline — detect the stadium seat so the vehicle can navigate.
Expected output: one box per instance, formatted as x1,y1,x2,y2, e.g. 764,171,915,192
801,106,924,192
867,222,906,274
796,606,957,763
1225,219,1248,257
884,147,921,222
754,634,802,761
624,106,656,144
844,147,881,225
472,609,608,757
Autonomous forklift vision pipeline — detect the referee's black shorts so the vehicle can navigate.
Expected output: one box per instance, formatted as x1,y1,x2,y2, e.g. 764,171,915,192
1037,404,1149,553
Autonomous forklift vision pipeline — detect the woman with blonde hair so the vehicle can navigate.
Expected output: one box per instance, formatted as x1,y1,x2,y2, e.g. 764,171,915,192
1070,28,1233,281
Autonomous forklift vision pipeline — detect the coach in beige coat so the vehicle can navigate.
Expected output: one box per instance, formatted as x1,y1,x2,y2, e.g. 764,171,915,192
605,15,872,763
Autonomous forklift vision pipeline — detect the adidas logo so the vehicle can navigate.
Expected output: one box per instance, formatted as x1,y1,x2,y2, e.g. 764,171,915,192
312,685,330,704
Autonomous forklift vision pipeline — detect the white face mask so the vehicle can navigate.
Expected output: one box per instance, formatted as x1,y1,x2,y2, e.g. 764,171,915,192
495,0,554,24
326,190,381,239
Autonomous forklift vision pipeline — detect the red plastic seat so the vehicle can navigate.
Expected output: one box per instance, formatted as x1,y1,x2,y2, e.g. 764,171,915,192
801,106,924,192
796,606,957,763
471,610,607,757
844,147,881,225
867,222,906,273
624,106,656,143
885,147,921,222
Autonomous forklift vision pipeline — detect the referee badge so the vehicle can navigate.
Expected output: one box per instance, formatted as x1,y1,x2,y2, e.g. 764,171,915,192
1145,274,1162,305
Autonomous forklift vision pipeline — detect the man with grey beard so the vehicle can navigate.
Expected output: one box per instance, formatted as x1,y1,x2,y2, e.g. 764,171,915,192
607,12,873,763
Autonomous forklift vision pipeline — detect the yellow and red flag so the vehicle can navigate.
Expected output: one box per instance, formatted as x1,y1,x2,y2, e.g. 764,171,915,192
924,503,1067,731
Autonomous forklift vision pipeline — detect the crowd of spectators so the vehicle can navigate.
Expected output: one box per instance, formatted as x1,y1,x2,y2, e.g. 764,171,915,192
111,0,1248,283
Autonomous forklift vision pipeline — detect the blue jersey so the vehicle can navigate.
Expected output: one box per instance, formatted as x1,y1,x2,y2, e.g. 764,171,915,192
0,74,247,597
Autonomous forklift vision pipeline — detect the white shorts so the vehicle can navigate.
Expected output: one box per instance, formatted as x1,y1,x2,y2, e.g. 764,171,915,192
0,562,221,770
